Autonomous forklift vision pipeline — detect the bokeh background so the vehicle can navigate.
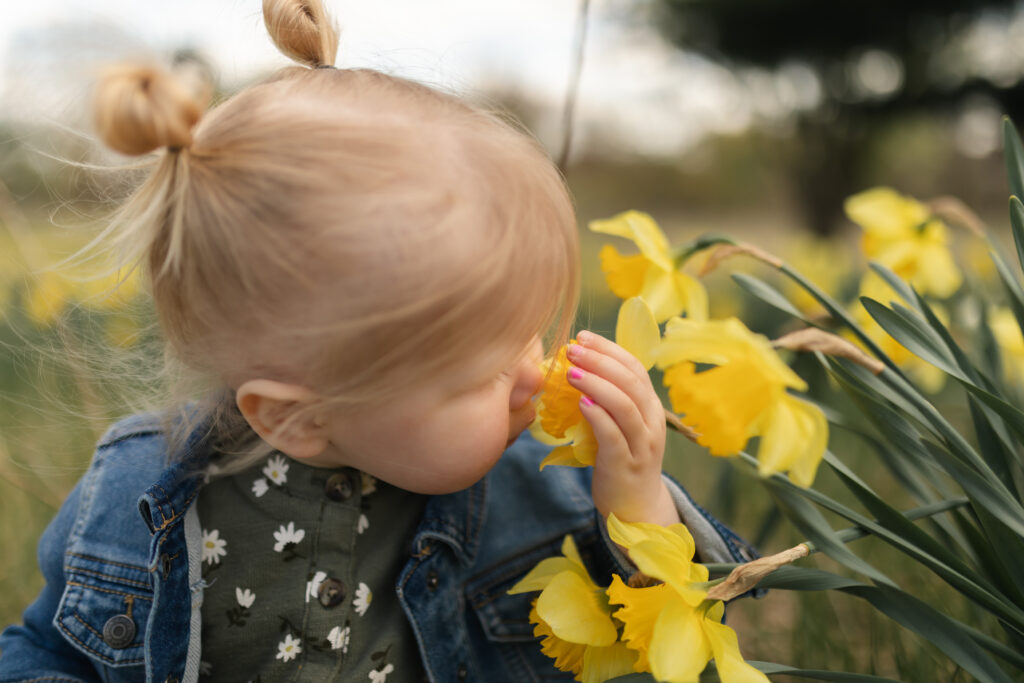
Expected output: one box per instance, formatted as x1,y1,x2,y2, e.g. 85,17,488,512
3,1,1024,679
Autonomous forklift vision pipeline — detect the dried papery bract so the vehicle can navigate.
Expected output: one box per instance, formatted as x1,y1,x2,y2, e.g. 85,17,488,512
926,195,987,239
772,328,885,375
705,544,810,602
698,242,784,277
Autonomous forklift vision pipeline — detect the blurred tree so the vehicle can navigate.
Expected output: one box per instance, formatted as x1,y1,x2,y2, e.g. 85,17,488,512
655,0,1024,234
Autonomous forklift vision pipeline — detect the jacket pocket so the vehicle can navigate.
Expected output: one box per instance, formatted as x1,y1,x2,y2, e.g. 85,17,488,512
55,553,153,667
466,527,601,643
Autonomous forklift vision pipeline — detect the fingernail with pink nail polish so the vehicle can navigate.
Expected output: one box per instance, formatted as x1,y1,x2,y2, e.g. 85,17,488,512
569,367,584,380
567,343,582,360
580,395,595,407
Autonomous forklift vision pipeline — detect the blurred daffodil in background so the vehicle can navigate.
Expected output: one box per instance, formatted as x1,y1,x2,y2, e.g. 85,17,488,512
590,211,708,322
850,271,947,393
657,317,828,487
508,535,636,683
844,187,962,298
989,306,1024,387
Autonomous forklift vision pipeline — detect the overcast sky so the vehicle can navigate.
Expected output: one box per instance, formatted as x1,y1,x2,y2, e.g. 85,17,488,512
0,0,778,158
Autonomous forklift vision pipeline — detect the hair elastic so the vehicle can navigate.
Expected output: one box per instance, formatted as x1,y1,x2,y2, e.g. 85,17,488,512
314,64,337,69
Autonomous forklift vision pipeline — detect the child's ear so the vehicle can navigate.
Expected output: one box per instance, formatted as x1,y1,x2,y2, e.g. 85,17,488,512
235,379,329,460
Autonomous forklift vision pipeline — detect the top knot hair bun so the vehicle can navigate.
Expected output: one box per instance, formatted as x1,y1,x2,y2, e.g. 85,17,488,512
263,0,340,68
94,64,204,156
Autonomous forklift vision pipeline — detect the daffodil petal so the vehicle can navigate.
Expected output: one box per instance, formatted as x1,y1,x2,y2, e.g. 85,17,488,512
616,297,660,370
581,641,637,683
529,418,572,446
702,611,770,682
674,270,708,321
599,244,649,300
648,598,711,683
508,557,582,594
536,572,617,646
606,514,696,560
590,211,673,272
532,604,588,674
539,445,586,470
560,534,585,568
844,187,926,241
914,243,962,298
606,574,666,672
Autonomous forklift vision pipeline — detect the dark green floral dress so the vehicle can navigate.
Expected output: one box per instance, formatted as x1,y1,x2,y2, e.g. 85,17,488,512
196,453,427,682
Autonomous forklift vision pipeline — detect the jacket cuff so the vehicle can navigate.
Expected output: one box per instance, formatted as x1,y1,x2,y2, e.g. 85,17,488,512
595,474,761,576
662,475,760,565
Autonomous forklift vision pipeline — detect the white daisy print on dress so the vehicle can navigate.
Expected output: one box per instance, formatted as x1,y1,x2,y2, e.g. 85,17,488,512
369,663,394,682
201,529,226,565
263,455,289,486
276,633,302,662
353,582,372,616
357,513,369,535
251,478,269,497
305,571,327,603
327,625,350,652
236,587,256,608
273,522,305,552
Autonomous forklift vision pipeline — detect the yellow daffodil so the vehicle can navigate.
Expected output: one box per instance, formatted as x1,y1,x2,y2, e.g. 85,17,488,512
530,342,599,469
531,297,659,468
590,211,708,323
844,187,962,298
658,317,828,487
989,307,1024,387
24,271,75,326
851,272,946,393
605,514,768,683
509,535,636,683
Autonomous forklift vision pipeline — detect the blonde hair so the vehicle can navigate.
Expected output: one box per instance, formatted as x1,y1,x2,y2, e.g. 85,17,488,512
88,0,580,472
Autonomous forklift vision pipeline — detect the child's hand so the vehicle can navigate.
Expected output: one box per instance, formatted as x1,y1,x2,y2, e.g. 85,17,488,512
566,330,680,527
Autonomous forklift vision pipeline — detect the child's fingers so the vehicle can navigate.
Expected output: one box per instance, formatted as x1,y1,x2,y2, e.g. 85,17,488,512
578,395,632,465
567,364,650,459
576,330,650,381
567,340,661,430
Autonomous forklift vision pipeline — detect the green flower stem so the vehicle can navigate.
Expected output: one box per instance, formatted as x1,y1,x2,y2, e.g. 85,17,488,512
672,234,735,268
778,262,905,380
881,367,1008,488
704,497,969,576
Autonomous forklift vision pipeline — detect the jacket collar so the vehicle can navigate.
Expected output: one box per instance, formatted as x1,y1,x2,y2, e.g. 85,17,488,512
409,476,487,567
137,413,212,535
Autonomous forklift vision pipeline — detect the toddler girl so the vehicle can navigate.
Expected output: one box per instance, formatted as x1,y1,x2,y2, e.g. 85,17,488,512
0,1,755,681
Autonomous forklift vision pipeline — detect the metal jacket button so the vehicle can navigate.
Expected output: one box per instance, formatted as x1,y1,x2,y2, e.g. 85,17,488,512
425,570,439,591
102,614,136,648
324,472,354,501
456,663,468,680
317,577,347,607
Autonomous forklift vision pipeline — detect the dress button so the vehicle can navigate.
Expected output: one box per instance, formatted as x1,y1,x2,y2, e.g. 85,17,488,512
324,472,354,501
456,663,468,680
102,614,136,649
317,577,347,607
425,570,439,591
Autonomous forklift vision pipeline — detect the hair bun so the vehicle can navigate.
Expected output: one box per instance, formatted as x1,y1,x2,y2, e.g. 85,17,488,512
263,0,339,68
94,64,203,156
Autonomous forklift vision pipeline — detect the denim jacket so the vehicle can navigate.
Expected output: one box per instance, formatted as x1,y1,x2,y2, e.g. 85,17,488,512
0,412,758,683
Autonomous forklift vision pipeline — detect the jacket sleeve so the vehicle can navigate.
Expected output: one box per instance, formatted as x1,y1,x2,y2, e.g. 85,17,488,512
0,476,99,682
